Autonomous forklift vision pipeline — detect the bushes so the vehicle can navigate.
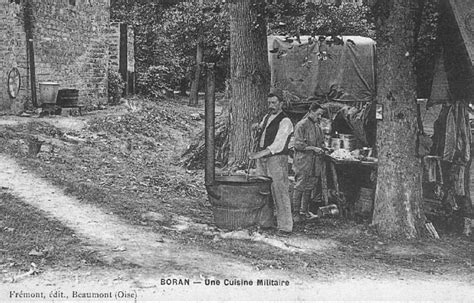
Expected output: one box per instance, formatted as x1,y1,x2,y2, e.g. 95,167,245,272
137,65,182,99
108,69,125,105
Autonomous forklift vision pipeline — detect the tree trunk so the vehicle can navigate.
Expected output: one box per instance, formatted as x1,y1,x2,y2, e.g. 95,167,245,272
189,43,203,107
372,0,426,238
228,0,270,167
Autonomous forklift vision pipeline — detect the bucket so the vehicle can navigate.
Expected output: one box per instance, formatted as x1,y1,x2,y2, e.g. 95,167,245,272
317,204,340,217
38,82,60,105
207,175,272,230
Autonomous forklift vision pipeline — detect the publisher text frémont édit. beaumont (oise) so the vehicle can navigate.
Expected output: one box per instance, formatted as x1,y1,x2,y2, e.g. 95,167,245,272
9,290,135,299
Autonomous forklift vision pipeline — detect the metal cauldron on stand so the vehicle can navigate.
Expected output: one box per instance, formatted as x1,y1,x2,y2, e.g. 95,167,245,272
204,67,272,230
206,175,272,230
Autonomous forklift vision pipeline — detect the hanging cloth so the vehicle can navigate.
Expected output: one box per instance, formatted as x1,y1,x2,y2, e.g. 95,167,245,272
452,164,466,196
423,156,444,184
431,101,471,164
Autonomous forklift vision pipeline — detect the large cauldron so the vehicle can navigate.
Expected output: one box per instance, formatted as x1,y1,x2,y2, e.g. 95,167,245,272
206,175,272,229
204,68,272,230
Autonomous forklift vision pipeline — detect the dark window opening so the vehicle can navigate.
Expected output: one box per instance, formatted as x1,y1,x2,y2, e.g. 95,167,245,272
10,0,21,4
69,0,76,6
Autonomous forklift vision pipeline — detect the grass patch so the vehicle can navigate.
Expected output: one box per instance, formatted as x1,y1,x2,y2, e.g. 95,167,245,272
0,191,104,274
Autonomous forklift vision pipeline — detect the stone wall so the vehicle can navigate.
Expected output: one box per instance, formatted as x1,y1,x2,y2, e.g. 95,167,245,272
108,21,120,72
0,0,28,112
0,0,111,113
32,0,110,107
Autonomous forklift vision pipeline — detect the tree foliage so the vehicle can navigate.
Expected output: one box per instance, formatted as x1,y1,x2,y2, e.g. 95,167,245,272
111,0,185,97
111,0,376,99
267,1,375,38
163,1,230,65
162,1,230,97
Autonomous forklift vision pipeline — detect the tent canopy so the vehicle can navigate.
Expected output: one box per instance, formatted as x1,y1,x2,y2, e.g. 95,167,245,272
268,35,376,103
435,0,474,102
448,0,474,66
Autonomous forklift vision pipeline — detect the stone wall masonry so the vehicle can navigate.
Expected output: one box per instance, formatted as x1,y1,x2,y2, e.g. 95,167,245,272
32,0,110,107
108,21,120,72
0,0,28,112
0,0,120,113
0,0,111,113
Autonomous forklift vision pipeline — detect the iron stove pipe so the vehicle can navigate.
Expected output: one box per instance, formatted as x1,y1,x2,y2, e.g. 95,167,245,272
204,65,216,189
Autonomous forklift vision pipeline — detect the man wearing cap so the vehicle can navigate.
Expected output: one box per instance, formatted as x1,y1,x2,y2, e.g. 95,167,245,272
250,92,294,235
292,103,326,221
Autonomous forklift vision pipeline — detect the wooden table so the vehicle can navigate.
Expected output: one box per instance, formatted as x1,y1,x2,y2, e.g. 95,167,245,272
321,155,378,216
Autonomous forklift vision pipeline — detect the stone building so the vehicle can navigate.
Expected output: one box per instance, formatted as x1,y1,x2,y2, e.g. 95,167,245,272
0,0,133,113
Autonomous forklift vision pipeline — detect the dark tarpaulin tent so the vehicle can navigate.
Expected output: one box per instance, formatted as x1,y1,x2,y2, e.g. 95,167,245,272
267,35,377,147
442,0,474,214
267,35,376,103
437,0,474,102
425,0,474,218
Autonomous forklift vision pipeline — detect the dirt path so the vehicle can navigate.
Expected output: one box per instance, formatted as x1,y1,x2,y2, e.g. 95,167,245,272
0,154,272,278
1,153,474,300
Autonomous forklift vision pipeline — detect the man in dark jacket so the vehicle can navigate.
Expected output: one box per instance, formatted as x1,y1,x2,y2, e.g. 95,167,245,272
292,103,326,221
250,93,294,235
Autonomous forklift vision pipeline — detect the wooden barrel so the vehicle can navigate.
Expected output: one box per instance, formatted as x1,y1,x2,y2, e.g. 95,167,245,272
57,89,79,107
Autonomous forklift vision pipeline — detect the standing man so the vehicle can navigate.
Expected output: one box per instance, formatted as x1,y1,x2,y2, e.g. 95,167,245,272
292,103,326,221
250,92,294,235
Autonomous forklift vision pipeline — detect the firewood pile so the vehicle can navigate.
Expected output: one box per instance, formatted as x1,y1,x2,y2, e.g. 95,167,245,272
180,109,230,170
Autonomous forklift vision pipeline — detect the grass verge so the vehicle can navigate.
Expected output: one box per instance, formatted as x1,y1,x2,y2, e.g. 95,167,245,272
0,191,104,279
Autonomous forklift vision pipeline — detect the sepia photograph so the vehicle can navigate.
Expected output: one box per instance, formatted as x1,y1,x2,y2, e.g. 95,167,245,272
0,0,473,301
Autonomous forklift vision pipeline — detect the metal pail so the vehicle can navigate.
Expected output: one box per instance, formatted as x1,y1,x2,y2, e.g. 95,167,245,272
38,82,60,105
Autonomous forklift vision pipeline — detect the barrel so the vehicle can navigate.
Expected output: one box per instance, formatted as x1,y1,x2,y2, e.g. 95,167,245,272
38,82,60,105
206,175,272,230
57,89,79,107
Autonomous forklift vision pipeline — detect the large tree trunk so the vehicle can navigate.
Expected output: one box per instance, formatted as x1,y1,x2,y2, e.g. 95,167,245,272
372,0,426,238
228,0,270,167
189,43,203,106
